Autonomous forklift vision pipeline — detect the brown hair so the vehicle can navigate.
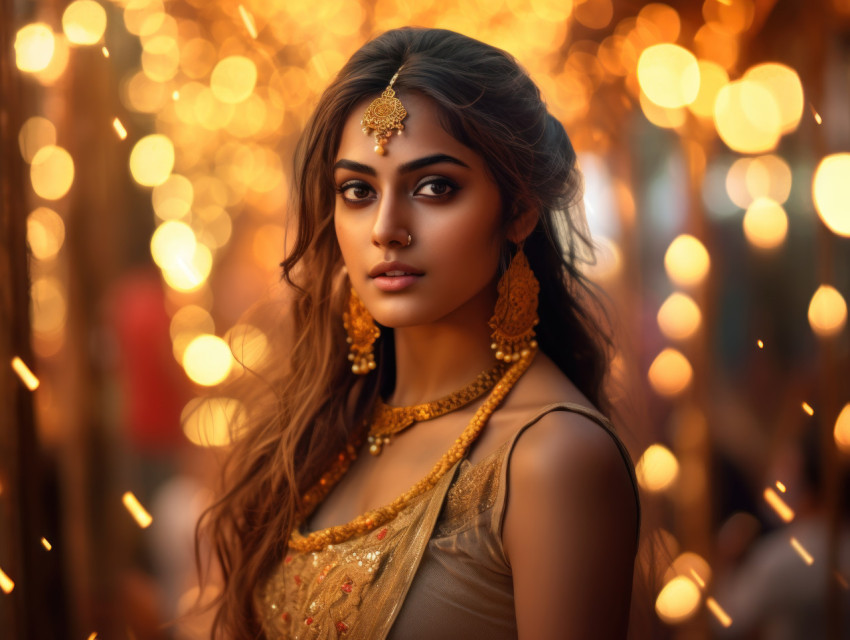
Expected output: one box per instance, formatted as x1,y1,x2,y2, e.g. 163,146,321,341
198,27,611,638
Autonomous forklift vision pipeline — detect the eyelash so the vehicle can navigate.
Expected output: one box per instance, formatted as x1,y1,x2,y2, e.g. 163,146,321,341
335,177,460,205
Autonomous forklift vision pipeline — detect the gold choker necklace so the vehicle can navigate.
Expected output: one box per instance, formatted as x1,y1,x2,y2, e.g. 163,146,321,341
290,349,536,553
367,363,508,455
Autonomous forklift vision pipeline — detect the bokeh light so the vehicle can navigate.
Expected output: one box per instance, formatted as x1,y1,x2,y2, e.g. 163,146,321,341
14,23,55,73
667,551,712,588
655,575,702,624
129,134,175,187
742,197,788,250
657,292,701,340
648,348,693,396
813,153,850,237
807,285,847,337
181,334,234,386
62,0,107,46
687,60,728,119
18,117,57,163
636,444,679,492
744,63,804,134
664,235,710,287
637,44,700,109
27,207,66,260
835,404,850,454
182,397,244,447
30,277,67,334
30,145,75,200
226,324,269,371
152,174,194,220
714,80,781,154
210,56,258,104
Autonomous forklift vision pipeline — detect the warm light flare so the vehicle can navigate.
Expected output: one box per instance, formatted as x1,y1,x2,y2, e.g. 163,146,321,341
763,487,795,522
182,334,234,386
706,597,732,627
636,444,679,492
757,339,764,349
648,348,693,396
130,134,175,187
30,145,75,200
238,5,258,39
657,292,701,340
813,154,850,237
834,404,850,453
12,357,40,391
655,575,701,623
776,481,786,493
15,23,55,73
41,537,52,551
790,537,814,565
807,286,847,337
101,46,109,57
210,56,258,104
0,567,14,594
122,491,153,528
113,118,128,140
714,80,781,154
62,0,107,46
664,235,710,287
743,197,788,249
802,402,814,416
637,44,700,109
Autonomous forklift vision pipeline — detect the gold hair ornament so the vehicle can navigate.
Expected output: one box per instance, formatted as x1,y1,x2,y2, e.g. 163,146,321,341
361,65,407,155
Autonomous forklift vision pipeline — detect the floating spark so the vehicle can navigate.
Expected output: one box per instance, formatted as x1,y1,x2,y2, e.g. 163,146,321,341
11,356,39,390
122,491,153,528
0,567,14,594
763,487,795,522
172,90,180,101
238,5,258,39
41,537,52,551
112,118,127,140
689,568,706,588
776,481,786,493
802,402,814,416
706,597,732,627
757,339,764,349
790,537,814,565
86,633,98,640
810,104,822,124
101,46,109,58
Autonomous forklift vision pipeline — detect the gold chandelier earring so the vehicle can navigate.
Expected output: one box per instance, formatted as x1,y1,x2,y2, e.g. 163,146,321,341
343,287,380,374
489,245,540,362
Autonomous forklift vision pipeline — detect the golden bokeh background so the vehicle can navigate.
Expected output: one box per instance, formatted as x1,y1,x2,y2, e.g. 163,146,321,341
2,0,850,638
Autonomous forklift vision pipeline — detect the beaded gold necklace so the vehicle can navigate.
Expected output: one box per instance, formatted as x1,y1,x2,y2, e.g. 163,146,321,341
289,349,535,553
367,362,508,455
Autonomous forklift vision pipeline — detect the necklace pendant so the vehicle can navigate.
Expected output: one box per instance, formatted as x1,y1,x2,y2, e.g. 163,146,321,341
368,435,391,456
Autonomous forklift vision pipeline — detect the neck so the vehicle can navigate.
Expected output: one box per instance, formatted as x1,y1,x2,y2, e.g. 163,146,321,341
388,306,497,407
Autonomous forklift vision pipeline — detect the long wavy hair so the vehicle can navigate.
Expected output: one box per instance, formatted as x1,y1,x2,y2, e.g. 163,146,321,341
198,27,612,639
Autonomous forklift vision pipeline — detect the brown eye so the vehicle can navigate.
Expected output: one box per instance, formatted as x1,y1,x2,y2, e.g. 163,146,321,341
414,178,458,199
337,181,374,203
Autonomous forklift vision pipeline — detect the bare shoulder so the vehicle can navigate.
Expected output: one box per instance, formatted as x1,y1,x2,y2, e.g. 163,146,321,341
503,410,639,638
503,408,639,560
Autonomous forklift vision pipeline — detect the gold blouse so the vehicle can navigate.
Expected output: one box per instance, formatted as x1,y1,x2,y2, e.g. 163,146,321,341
257,403,639,639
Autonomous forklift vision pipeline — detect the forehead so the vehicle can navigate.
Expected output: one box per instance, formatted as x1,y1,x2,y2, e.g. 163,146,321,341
335,91,483,170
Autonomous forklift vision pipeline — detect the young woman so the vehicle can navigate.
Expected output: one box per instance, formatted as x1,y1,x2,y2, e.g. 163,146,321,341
200,27,640,639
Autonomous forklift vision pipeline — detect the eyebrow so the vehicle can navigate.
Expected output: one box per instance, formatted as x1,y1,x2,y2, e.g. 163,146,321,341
332,153,470,176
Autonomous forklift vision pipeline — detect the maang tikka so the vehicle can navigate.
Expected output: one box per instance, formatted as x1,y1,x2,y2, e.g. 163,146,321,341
361,65,407,155
344,286,379,374
489,245,540,362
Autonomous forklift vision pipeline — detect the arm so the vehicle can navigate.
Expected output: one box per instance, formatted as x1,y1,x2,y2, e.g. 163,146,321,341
503,412,638,639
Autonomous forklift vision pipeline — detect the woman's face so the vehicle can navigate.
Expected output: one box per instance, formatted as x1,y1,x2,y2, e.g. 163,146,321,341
333,91,504,330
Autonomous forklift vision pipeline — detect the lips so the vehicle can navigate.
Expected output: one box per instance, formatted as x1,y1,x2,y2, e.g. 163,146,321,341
368,262,424,278
369,261,423,292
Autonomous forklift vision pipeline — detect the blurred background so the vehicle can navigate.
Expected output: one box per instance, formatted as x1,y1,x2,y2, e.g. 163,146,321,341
2,0,849,638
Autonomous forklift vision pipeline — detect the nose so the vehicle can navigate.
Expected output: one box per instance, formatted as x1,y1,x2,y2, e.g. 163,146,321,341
371,191,411,249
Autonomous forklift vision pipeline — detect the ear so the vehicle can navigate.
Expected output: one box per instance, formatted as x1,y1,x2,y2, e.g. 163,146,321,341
506,209,538,244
